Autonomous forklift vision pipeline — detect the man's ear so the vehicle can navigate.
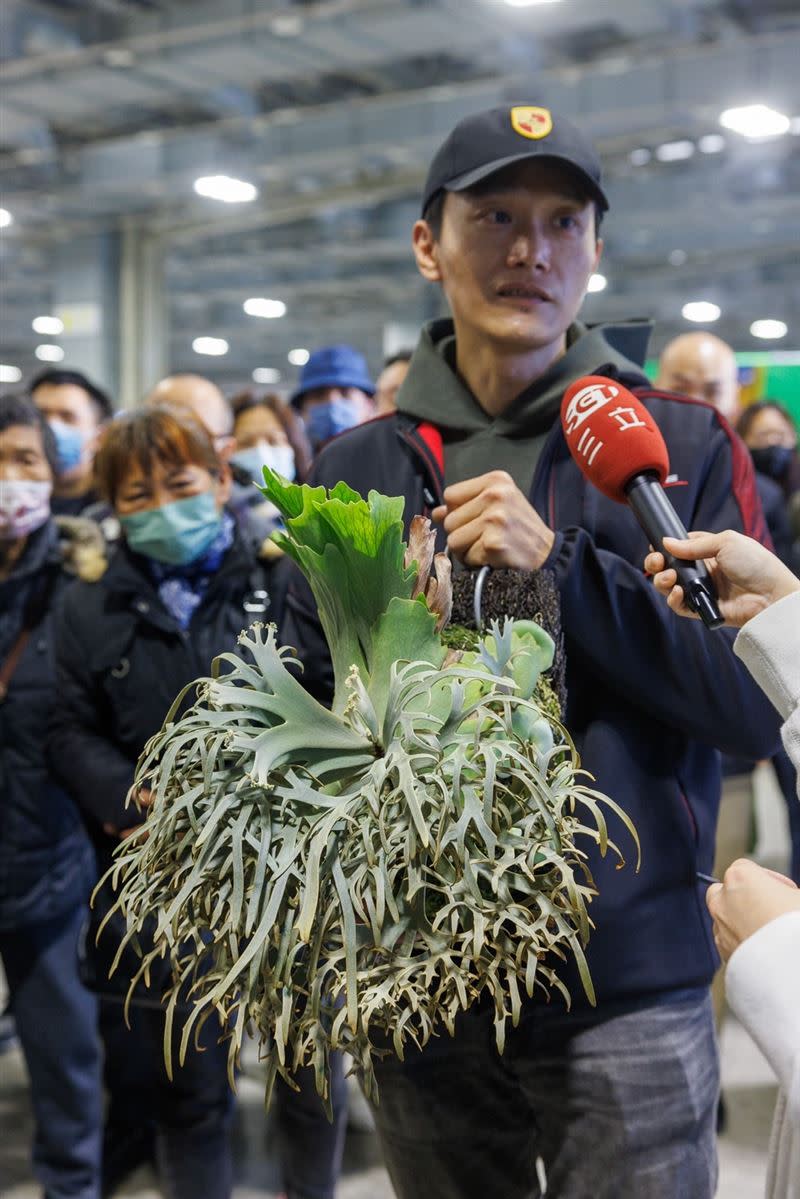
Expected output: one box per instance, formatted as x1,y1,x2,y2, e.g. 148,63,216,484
412,220,442,283
592,237,604,276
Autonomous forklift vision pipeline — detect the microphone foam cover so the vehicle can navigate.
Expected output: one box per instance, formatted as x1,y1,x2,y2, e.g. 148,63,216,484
560,375,669,503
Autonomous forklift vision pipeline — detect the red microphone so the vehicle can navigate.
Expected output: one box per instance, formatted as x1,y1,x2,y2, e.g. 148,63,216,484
561,376,723,630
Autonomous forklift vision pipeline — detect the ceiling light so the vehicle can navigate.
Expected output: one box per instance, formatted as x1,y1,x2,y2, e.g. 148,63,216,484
243,297,287,319
253,367,282,384
103,48,135,68
668,249,688,266
698,134,725,154
192,336,228,356
629,148,651,166
502,0,563,6
35,344,65,362
32,315,64,335
750,319,787,340
791,116,800,135
719,104,790,139
0,208,12,228
193,175,258,204
682,301,721,323
270,15,304,36
655,140,695,162
0,365,22,383
288,348,310,366
587,273,607,293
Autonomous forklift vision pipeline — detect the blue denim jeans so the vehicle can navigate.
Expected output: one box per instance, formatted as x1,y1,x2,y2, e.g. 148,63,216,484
0,905,102,1199
369,992,719,1199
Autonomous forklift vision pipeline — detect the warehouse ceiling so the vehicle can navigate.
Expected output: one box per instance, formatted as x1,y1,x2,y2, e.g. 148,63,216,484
1,0,800,396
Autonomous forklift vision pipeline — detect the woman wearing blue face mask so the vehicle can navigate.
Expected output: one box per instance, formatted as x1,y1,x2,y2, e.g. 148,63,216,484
47,406,290,1199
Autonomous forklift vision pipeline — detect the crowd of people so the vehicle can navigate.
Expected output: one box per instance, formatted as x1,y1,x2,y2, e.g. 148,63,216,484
1,102,799,1199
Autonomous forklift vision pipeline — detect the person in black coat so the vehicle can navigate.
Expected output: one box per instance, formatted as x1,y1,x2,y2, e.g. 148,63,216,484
0,394,103,1199
47,406,288,1199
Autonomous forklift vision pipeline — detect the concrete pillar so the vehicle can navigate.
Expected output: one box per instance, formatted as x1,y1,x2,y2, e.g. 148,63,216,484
51,231,120,396
118,220,167,409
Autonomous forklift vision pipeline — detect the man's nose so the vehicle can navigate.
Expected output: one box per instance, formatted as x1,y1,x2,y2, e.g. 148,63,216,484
507,229,549,270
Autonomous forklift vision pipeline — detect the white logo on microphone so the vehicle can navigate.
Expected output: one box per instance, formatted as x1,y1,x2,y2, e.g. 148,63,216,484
563,382,619,436
608,406,647,432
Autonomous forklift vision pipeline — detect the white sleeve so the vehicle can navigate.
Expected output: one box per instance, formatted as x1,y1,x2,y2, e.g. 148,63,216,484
734,591,800,789
725,910,800,1126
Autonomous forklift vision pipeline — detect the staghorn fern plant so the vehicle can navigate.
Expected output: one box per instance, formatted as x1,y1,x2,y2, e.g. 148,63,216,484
103,472,639,1109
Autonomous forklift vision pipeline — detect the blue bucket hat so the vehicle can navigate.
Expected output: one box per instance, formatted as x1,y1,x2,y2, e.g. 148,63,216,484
290,344,375,407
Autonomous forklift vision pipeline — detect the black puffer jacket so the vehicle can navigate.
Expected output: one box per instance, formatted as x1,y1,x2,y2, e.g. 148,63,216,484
0,519,100,930
48,533,286,839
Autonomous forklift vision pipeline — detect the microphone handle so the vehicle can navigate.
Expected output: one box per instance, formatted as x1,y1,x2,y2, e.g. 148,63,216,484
624,473,724,630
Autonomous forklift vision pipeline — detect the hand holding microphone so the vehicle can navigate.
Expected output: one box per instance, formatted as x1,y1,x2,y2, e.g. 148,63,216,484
645,529,800,629
561,375,724,630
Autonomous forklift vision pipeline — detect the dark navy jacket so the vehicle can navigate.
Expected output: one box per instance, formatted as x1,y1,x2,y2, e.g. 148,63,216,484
0,521,95,931
282,387,780,1010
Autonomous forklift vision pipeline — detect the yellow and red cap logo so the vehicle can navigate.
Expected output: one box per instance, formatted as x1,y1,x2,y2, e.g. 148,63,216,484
510,106,553,140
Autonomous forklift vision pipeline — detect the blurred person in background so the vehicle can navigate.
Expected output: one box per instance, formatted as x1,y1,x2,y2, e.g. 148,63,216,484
646,528,800,1199
374,351,413,416
227,389,314,542
0,394,102,1199
147,373,236,458
656,331,740,423
738,400,800,556
290,345,375,450
30,367,114,517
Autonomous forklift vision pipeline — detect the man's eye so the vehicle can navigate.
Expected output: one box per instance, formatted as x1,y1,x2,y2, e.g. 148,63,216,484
484,209,512,225
556,214,580,231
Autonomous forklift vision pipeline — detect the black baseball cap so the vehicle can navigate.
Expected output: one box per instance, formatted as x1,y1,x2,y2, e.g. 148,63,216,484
421,105,609,217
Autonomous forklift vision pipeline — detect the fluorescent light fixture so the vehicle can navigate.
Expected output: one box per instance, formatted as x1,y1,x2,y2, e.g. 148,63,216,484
0,208,12,228
192,336,229,356
698,134,725,154
587,273,607,293
719,104,789,139
35,344,65,362
655,140,695,162
253,367,282,384
243,297,287,319
750,319,787,340
0,364,22,383
32,315,64,335
193,175,258,204
288,348,310,366
629,148,651,166
270,15,304,35
682,301,721,323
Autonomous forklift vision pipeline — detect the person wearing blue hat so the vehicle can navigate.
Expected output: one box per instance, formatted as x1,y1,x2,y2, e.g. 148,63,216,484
290,345,375,449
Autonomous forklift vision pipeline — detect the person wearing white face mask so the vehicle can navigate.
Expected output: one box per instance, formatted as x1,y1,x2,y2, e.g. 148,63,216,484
0,394,103,1199
229,391,313,544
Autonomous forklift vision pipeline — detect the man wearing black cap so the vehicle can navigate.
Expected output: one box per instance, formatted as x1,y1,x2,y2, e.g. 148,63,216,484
283,106,778,1198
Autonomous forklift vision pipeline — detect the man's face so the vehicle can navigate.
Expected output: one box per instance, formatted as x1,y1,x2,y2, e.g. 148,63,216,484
656,351,739,422
413,160,602,357
375,360,410,416
300,386,374,424
32,382,101,478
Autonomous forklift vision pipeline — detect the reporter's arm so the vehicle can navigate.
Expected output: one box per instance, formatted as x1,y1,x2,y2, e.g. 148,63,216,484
724,910,800,1123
